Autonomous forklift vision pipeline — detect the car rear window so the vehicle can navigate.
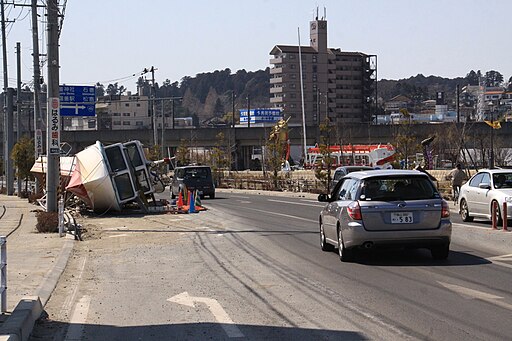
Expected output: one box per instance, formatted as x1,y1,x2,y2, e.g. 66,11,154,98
362,176,438,201
184,168,210,179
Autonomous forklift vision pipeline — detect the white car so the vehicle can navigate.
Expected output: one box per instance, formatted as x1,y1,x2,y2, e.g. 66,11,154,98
459,169,512,224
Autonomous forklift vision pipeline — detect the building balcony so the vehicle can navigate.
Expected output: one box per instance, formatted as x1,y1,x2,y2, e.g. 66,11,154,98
270,86,284,94
270,67,283,74
270,57,283,64
270,76,283,84
270,96,284,103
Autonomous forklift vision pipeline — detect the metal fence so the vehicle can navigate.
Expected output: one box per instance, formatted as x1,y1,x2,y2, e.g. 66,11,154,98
219,177,327,194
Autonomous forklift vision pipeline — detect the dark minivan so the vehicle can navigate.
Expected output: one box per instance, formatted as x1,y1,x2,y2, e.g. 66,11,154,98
170,166,215,199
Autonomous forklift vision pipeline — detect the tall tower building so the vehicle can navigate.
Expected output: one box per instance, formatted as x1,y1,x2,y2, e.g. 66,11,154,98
269,12,377,127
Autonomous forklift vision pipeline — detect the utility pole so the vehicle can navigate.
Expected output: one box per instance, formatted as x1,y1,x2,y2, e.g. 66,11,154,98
150,66,157,146
16,42,22,139
160,99,165,157
5,88,13,195
16,42,22,196
246,95,250,128
46,0,60,212
1,0,8,188
456,84,460,123
31,0,43,194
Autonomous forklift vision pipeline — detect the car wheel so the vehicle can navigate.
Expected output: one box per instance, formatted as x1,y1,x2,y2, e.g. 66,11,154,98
320,221,334,252
460,199,473,222
491,200,503,226
431,244,450,260
338,228,354,262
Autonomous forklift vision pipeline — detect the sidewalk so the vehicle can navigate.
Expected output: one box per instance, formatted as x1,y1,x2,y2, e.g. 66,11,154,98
0,194,74,341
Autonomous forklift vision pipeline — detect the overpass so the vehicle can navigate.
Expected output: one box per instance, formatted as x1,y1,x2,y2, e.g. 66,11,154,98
2,122,511,169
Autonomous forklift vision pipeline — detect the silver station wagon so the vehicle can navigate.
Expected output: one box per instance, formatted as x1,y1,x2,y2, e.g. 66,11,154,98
318,169,452,262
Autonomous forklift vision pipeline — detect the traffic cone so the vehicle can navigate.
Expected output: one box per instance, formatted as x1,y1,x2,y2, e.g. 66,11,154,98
177,191,184,208
189,191,196,213
195,190,202,207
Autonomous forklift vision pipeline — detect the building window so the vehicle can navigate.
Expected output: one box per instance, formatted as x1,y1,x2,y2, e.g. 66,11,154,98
289,54,295,59
113,121,121,125
125,103,130,107
290,64,296,69
113,112,121,116
136,103,141,107
87,120,96,129
136,121,144,126
290,84,296,89
122,112,130,116
291,74,297,79
313,84,317,92
313,74,317,82
122,121,130,126
312,65,317,73
313,55,317,63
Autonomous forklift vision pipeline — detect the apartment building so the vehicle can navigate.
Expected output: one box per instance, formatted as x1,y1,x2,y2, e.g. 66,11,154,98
269,16,377,126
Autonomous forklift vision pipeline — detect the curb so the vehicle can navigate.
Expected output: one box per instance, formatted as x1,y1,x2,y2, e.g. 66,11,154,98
0,296,42,341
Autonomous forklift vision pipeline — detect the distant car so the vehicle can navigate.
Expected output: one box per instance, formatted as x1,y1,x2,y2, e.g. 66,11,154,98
170,165,215,199
458,169,512,224
318,169,452,262
330,166,375,190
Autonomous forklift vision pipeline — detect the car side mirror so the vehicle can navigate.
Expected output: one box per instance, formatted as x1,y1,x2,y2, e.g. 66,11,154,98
479,183,491,189
318,193,330,202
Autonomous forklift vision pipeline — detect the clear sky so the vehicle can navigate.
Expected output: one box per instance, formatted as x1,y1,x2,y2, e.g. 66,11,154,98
4,0,512,93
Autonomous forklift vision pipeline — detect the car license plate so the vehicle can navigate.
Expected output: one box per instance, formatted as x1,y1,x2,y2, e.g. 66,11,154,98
391,212,413,224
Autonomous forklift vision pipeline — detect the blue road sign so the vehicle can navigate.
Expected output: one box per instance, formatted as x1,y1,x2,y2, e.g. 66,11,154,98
59,85,96,116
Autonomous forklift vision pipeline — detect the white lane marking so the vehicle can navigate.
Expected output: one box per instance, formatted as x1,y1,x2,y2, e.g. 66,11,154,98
237,205,318,223
230,195,250,199
65,295,91,341
61,257,87,321
104,226,128,231
438,281,512,311
168,292,244,338
239,200,251,204
487,254,512,269
451,222,496,231
107,233,129,238
268,198,325,208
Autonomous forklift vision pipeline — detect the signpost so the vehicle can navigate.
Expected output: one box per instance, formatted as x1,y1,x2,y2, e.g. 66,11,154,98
49,97,60,154
59,85,96,117
240,108,282,125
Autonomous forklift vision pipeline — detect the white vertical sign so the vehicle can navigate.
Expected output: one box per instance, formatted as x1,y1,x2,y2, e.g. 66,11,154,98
35,129,43,156
49,97,60,154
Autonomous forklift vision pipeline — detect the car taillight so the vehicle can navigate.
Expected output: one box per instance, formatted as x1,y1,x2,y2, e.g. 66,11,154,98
347,201,362,220
441,200,450,218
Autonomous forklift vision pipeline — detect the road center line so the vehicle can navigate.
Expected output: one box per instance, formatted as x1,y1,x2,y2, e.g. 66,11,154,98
233,205,318,223
267,198,325,208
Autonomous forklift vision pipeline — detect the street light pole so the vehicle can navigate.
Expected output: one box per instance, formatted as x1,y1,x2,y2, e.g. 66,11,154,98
247,95,250,128
488,101,495,169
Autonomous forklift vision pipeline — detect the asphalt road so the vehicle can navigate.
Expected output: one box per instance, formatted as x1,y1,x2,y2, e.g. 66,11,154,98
31,190,512,340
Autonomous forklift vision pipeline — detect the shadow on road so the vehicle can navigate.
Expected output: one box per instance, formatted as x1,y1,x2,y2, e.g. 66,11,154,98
30,320,367,340
342,248,491,267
